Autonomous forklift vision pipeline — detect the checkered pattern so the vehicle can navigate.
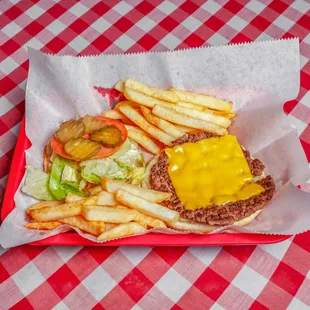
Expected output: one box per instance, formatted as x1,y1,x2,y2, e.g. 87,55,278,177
1,0,310,309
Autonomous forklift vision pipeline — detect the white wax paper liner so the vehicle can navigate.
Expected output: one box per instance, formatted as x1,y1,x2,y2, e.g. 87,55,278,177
1,38,310,248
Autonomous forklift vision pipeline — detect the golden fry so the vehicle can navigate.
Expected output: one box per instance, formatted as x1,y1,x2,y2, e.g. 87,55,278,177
119,104,174,145
124,87,171,108
114,80,125,92
102,177,171,203
97,190,117,206
26,201,63,215
82,205,137,223
24,221,62,230
161,102,231,128
97,222,146,241
89,186,103,196
177,101,204,111
205,108,236,120
116,189,179,223
170,88,232,112
59,216,104,236
141,106,184,139
102,110,123,119
127,130,160,155
169,219,216,233
125,78,178,103
152,105,227,136
65,193,83,203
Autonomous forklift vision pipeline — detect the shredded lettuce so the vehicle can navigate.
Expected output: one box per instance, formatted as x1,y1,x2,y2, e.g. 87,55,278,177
80,139,145,185
49,155,84,200
22,166,55,200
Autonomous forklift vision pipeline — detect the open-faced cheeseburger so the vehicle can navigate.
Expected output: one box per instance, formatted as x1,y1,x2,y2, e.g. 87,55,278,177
144,132,275,227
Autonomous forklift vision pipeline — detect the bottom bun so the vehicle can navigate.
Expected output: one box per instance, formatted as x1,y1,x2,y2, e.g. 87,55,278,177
144,154,263,231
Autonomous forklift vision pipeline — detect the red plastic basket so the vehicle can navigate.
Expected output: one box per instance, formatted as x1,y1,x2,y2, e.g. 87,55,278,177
1,119,290,246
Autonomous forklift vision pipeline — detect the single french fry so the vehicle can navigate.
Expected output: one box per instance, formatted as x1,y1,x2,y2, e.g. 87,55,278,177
119,104,174,145
115,205,166,228
152,105,227,136
65,193,83,203
125,124,145,134
97,222,146,241
59,216,104,236
134,212,166,228
160,102,231,128
170,88,232,112
114,80,125,92
124,87,172,108
29,202,82,222
177,101,204,111
82,206,138,223
24,221,62,230
205,108,236,120
97,190,117,206
28,197,97,222
105,223,118,231
89,186,103,196
169,219,216,233
114,100,141,110
141,106,184,139
127,129,160,155
173,124,193,133
116,189,179,223
102,177,171,203
26,201,63,215
102,109,123,119
125,78,178,103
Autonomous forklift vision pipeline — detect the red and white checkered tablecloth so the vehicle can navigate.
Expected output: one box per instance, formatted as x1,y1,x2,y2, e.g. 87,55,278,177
1,1,310,309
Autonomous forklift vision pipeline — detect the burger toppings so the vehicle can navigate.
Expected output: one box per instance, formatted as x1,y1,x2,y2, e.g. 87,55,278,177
64,137,101,161
51,115,128,160
165,134,265,210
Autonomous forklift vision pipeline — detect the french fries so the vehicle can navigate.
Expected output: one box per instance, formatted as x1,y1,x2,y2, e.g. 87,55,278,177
97,190,117,206
152,105,227,136
24,221,62,230
102,109,123,119
119,104,174,145
124,87,171,108
134,212,166,228
27,196,97,221
114,80,125,92
125,78,178,103
29,202,82,222
26,201,63,215
169,219,216,233
82,206,138,223
65,193,83,203
59,216,105,236
97,222,146,241
116,189,179,223
141,106,184,139
177,101,204,111
169,88,232,112
206,108,236,120
127,128,160,154
102,177,171,203
89,186,103,196
161,102,231,128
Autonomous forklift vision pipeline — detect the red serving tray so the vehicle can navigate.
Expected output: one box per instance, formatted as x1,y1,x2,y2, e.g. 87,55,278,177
1,119,290,246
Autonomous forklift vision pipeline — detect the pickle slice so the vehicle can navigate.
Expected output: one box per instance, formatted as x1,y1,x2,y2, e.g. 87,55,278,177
91,126,122,148
81,115,105,134
64,138,100,161
56,120,85,144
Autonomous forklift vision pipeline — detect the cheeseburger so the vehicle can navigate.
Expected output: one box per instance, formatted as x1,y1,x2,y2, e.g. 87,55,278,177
144,132,275,227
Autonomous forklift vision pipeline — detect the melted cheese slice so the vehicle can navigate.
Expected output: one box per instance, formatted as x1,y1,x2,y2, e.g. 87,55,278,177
165,135,265,210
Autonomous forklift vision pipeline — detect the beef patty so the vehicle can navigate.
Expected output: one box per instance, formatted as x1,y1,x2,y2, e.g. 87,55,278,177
149,132,275,226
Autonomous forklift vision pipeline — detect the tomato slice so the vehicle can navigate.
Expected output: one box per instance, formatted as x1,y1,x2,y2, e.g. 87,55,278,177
51,116,128,160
